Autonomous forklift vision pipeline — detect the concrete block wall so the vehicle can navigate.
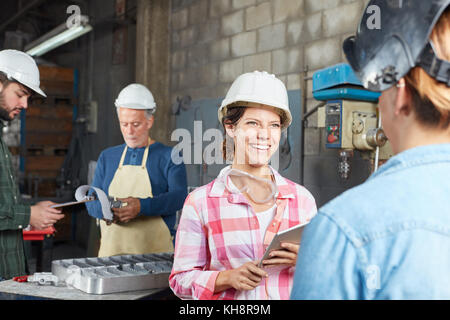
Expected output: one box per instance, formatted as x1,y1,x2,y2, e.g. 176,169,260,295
171,0,369,100
170,0,372,206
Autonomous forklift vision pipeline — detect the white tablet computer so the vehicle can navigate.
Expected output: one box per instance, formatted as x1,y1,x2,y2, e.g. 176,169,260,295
259,222,309,267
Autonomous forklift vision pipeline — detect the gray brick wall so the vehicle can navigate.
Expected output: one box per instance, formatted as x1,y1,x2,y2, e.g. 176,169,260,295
171,0,369,101
170,0,373,207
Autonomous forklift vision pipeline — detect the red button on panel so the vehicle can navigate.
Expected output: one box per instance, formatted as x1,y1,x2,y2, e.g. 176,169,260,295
328,134,338,143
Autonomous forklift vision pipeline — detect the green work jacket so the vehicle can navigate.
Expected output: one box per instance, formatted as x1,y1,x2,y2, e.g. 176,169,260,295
0,123,30,279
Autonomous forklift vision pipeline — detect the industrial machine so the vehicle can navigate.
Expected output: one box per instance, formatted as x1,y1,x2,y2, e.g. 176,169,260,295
313,63,394,179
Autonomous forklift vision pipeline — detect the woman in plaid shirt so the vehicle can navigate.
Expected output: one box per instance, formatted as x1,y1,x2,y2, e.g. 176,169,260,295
169,71,317,300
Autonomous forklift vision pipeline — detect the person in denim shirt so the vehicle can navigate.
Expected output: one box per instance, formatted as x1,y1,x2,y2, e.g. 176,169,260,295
291,0,450,299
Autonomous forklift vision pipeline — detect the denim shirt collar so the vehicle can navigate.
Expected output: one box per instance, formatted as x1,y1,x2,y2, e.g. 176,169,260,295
370,143,450,180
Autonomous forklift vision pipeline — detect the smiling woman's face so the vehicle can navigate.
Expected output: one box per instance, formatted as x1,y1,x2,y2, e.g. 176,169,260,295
227,105,282,168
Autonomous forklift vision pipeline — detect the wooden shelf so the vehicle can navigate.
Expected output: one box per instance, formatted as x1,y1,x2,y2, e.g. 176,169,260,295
23,66,75,200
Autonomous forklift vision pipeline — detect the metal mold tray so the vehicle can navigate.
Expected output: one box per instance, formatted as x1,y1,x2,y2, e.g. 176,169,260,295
51,253,173,295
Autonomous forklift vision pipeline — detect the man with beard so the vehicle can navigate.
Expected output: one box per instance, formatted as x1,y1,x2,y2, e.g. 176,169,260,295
0,50,64,280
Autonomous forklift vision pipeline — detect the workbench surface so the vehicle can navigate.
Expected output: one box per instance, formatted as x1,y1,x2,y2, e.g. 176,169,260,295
0,280,173,300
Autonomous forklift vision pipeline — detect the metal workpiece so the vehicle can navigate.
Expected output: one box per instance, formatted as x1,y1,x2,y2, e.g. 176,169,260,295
27,272,60,286
74,185,115,221
51,252,174,295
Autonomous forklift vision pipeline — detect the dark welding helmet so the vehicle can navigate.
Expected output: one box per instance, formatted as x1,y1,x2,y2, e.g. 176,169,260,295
343,0,450,92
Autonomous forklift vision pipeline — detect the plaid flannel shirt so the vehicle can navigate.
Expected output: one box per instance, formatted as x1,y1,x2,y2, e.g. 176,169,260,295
169,166,317,300
0,128,30,279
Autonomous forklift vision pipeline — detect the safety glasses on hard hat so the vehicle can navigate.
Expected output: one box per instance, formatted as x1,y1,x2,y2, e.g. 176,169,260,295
223,168,278,204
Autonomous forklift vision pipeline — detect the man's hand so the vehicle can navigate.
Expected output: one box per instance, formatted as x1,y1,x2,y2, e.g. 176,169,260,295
112,197,141,223
30,201,64,230
215,261,268,293
261,242,299,268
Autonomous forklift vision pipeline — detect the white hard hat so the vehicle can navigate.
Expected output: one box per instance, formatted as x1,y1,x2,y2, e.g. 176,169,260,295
0,49,46,97
219,71,292,129
115,83,156,110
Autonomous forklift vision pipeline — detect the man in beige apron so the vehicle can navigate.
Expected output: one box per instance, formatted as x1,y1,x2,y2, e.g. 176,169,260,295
88,84,187,257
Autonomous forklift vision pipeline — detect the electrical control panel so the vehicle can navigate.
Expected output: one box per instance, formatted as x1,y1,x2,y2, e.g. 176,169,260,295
325,101,343,148
323,100,391,156
325,100,376,150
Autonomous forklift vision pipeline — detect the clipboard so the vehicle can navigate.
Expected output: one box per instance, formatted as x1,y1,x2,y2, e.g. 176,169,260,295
50,198,95,209
259,221,309,267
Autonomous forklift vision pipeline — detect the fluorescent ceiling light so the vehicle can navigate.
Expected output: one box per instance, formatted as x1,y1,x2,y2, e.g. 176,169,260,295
25,15,92,57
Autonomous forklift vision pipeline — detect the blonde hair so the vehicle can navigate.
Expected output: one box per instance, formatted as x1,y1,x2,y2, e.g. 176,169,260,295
405,7,450,128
